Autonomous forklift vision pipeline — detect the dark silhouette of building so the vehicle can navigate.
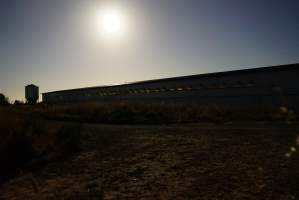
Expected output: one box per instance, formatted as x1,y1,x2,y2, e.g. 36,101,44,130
42,63,299,110
25,84,39,105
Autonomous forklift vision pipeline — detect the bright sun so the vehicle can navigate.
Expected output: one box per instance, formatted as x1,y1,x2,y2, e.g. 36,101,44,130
96,6,127,39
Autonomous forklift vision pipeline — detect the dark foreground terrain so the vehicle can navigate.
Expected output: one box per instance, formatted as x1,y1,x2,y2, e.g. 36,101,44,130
0,122,298,200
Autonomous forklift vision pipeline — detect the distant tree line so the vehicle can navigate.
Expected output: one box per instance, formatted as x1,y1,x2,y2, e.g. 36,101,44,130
0,94,10,106
0,94,27,106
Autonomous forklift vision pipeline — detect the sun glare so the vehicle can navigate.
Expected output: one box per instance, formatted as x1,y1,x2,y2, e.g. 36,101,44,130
96,6,127,39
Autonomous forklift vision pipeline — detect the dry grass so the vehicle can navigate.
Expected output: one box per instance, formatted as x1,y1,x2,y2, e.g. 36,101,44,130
35,102,297,124
0,107,82,184
1,123,299,199
0,103,297,198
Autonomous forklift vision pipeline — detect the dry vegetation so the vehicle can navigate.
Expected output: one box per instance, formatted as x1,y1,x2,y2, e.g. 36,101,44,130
0,104,298,199
0,122,299,199
37,102,296,124
0,107,82,184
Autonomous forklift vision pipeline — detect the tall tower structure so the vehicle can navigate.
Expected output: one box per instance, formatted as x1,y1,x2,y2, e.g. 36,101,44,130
25,84,39,105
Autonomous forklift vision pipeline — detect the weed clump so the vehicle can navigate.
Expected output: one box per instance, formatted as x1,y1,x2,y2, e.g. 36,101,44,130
0,108,82,184
55,124,82,154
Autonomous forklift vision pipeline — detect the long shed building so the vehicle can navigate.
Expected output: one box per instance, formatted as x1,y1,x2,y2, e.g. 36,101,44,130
42,63,299,110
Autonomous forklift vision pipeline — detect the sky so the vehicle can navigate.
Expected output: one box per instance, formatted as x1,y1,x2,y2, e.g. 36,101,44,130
0,0,299,101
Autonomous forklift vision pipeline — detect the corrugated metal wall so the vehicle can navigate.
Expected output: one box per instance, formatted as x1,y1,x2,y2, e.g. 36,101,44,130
42,65,299,110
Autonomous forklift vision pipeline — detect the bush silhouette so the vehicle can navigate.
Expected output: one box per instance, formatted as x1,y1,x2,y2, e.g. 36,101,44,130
55,124,82,154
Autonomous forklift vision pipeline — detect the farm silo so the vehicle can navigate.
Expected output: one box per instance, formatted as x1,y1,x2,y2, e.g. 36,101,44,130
25,84,39,104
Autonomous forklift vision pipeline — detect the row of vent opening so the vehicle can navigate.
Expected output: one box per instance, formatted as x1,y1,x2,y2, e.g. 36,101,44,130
49,81,256,99
95,82,255,96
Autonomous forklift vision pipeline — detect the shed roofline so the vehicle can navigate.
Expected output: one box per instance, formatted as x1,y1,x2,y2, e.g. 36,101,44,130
42,63,299,95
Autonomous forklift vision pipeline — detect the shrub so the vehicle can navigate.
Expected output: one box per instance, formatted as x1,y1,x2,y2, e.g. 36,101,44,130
14,100,25,105
0,111,35,183
55,123,82,154
0,94,10,106
0,108,82,184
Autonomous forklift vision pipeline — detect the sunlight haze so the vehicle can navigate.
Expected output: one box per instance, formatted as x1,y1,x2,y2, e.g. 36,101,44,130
0,0,299,101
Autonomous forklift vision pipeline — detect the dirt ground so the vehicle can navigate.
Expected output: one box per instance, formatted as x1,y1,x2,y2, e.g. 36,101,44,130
0,122,299,200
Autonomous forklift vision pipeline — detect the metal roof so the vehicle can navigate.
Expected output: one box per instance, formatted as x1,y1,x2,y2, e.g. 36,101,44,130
43,63,299,95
